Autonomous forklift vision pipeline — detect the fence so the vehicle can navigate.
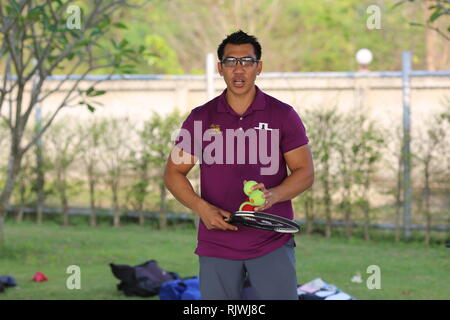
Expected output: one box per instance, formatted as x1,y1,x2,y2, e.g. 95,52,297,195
2,52,450,239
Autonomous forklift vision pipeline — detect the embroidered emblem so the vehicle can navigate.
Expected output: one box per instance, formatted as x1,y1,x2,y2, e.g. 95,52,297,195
209,124,222,134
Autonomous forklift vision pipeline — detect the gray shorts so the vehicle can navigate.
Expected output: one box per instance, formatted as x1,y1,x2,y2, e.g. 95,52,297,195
198,237,298,300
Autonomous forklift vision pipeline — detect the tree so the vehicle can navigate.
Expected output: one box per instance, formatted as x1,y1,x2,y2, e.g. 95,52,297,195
335,113,359,238
396,0,450,40
125,127,152,226
295,188,316,235
304,106,341,238
77,118,107,227
147,0,431,72
392,124,405,243
99,117,132,228
0,0,147,245
0,122,9,189
394,0,450,70
352,118,385,241
142,110,185,229
45,118,84,226
414,111,449,245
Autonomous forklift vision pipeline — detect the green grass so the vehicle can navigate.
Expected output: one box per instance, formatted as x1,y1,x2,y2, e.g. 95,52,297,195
0,221,449,300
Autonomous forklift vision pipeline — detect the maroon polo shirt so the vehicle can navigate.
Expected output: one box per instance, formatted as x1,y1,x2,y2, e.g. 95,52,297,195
174,85,309,260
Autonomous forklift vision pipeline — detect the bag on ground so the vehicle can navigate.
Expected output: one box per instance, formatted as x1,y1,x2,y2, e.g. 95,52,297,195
110,260,179,297
159,276,201,300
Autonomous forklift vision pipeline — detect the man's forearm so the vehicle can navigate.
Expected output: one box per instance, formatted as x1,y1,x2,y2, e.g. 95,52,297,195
164,170,206,213
271,167,314,203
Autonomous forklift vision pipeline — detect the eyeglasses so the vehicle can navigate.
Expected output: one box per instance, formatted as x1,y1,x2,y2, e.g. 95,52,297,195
221,57,260,68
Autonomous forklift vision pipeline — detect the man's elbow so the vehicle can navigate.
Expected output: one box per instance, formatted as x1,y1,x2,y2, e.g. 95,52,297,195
308,171,315,189
304,167,315,190
163,163,172,189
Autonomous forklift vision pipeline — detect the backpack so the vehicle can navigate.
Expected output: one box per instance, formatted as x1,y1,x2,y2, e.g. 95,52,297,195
0,276,17,294
110,260,179,297
159,276,201,300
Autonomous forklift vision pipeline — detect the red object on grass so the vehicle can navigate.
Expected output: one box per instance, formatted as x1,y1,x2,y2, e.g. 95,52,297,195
32,272,48,282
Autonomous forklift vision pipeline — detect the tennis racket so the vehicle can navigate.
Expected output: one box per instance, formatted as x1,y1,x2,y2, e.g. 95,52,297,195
226,211,300,233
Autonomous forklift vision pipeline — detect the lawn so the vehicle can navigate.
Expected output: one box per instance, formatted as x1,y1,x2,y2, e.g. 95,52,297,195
0,222,449,300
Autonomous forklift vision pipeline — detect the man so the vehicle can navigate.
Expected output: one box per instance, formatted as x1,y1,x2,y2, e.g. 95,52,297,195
164,30,314,300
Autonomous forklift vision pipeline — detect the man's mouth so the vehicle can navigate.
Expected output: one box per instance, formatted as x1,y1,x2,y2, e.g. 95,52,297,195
232,79,245,88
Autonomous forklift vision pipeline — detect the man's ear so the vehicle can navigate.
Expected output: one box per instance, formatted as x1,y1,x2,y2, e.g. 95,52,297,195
257,61,263,75
217,62,223,76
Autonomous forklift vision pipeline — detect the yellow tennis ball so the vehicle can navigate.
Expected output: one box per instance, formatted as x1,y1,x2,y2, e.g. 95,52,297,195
249,190,265,206
244,180,258,196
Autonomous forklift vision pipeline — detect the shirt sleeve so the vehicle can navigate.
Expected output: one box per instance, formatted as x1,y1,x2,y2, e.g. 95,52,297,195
174,111,200,158
280,107,309,154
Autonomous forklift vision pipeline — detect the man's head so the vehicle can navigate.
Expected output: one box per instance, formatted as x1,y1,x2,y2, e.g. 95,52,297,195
217,30,262,96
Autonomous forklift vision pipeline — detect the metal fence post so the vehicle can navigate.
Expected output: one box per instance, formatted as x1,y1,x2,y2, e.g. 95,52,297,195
402,51,412,240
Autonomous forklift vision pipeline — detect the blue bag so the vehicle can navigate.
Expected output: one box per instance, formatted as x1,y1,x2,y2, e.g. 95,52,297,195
159,276,201,300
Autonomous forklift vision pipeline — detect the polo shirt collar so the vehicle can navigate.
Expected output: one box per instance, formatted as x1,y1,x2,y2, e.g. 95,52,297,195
217,85,266,116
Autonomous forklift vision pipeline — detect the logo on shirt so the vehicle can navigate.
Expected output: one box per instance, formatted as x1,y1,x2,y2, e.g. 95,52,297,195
208,124,222,134
254,122,273,131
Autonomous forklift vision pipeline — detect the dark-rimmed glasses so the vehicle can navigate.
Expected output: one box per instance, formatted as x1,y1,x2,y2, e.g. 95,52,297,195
221,57,260,67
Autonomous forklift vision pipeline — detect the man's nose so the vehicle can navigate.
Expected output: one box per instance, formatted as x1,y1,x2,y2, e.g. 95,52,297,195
233,64,245,73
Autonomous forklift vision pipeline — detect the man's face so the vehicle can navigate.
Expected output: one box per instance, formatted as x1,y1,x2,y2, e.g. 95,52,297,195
218,43,262,96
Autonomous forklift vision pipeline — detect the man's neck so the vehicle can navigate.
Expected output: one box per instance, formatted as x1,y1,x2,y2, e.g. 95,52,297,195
225,85,256,116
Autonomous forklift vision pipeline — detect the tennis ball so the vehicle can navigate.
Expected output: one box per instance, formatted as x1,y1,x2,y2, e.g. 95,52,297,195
239,201,254,212
244,180,258,196
249,190,265,206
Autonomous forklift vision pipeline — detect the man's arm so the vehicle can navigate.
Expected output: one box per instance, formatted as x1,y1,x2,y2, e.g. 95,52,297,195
163,146,237,231
253,144,314,211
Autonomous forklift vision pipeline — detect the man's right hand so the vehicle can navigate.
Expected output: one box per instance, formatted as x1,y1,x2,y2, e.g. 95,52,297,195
196,201,238,231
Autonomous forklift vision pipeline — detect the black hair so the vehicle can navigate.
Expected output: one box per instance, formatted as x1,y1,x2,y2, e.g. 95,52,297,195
217,30,262,61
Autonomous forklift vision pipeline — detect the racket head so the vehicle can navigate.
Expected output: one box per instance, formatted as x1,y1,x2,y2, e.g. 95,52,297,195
228,211,300,233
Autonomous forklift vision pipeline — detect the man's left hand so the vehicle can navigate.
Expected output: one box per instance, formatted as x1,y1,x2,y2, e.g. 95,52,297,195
244,180,279,212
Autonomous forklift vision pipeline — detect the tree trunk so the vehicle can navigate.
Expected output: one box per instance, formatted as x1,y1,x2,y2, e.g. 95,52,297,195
345,202,353,238
35,138,45,226
363,175,371,241
16,183,26,223
113,206,120,227
363,199,370,241
89,177,97,227
57,170,68,226
304,193,314,235
394,204,401,242
0,149,23,246
113,191,120,227
159,181,167,229
0,209,5,247
62,187,69,227
16,207,24,223
138,203,145,226
395,148,403,243
36,199,44,225
324,161,332,238
424,162,431,246
112,187,120,227
423,0,438,71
